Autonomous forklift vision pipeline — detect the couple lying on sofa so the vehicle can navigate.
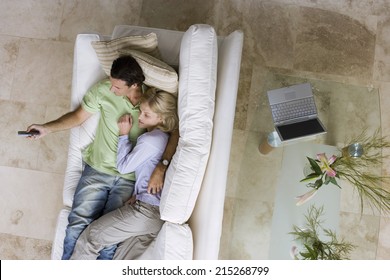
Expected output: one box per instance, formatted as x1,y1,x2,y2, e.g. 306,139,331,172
26,55,179,260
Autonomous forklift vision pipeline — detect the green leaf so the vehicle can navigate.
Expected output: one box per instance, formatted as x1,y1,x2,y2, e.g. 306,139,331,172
314,179,323,189
330,177,341,188
304,244,318,259
300,252,312,259
300,173,320,182
324,175,331,185
308,157,322,174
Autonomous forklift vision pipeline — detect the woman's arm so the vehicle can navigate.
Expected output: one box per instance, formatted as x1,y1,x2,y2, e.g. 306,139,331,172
116,134,162,175
116,136,134,174
147,128,179,194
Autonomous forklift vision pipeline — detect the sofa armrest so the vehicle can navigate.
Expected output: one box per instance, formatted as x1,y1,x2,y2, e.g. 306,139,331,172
63,34,107,207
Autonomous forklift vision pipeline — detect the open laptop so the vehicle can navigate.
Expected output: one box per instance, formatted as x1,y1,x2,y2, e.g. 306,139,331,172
267,82,326,142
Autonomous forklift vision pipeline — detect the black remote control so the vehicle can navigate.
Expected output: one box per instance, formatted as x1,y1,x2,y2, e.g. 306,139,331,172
18,130,40,137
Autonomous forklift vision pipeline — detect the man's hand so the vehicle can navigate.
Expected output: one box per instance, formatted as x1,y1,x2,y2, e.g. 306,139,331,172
117,114,133,136
147,163,166,194
26,124,49,139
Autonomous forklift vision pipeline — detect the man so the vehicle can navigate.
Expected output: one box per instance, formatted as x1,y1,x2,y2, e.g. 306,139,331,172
27,56,178,259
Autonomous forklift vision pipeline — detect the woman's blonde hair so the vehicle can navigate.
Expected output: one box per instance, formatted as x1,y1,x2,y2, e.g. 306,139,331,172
141,87,179,132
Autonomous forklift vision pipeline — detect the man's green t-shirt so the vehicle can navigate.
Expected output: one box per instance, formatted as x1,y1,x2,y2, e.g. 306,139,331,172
81,79,146,181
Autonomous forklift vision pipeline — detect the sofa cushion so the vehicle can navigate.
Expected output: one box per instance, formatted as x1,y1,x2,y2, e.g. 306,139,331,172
152,222,193,259
63,34,106,208
51,208,69,259
119,49,178,94
112,25,183,68
159,24,218,224
91,33,160,74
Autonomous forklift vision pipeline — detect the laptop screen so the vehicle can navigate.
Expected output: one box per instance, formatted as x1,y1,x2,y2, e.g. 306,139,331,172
276,118,326,141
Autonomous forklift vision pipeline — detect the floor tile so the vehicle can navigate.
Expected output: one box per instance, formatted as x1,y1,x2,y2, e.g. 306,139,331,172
0,166,64,241
294,7,375,80
11,39,73,108
0,233,51,260
339,211,380,260
229,198,273,259
0,100,45,170
139,0,216,31
377,216,390,259
0,0,64,40
0,36,20,100
60,0,143,42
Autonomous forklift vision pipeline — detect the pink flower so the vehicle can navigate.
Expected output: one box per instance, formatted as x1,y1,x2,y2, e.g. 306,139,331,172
296,189,318,206
316,153,337,177
290,245,299,260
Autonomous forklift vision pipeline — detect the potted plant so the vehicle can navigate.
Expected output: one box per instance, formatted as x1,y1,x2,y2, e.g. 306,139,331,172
297,129,390,214
290,205,355,260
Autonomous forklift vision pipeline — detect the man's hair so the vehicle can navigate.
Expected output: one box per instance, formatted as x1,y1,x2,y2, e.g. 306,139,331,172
141,88,179,133
110,55,145,87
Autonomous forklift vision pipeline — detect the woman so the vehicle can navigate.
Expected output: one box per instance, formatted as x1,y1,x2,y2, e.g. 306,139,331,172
70,87,178,260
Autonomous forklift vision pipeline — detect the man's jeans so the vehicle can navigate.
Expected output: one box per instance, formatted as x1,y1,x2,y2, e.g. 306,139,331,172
62,164,135,260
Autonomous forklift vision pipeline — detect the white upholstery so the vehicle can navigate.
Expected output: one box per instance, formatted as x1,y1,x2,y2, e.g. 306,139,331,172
152,222,193,259
189,29,244,259
51,24,243,260
160,24,217,224
51,209,70,259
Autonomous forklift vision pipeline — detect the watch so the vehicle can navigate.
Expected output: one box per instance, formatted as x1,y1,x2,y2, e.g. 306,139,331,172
161,159,170,167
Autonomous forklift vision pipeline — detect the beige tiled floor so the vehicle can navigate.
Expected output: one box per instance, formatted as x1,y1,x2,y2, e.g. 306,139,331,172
1,0,390,260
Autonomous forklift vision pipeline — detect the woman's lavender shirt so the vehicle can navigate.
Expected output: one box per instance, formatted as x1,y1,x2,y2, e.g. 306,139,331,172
116,129,168,206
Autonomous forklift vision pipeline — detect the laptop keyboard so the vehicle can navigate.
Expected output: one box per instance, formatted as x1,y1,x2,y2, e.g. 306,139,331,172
271,97,317,123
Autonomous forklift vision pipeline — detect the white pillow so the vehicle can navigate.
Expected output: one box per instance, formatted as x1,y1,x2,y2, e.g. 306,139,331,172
112,25,183,68
152,222,193,259
119,49,178,94
91,33,160,74
159,24,218,223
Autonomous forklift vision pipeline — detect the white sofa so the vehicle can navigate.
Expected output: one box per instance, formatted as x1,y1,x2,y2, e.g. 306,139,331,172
51,24,243,260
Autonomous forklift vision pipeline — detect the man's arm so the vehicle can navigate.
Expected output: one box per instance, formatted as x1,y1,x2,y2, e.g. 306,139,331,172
27,105,92,139
147,128,179,194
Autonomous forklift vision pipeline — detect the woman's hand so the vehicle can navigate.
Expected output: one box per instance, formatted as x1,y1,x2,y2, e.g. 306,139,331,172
125,195,136,205
117,114,133,136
